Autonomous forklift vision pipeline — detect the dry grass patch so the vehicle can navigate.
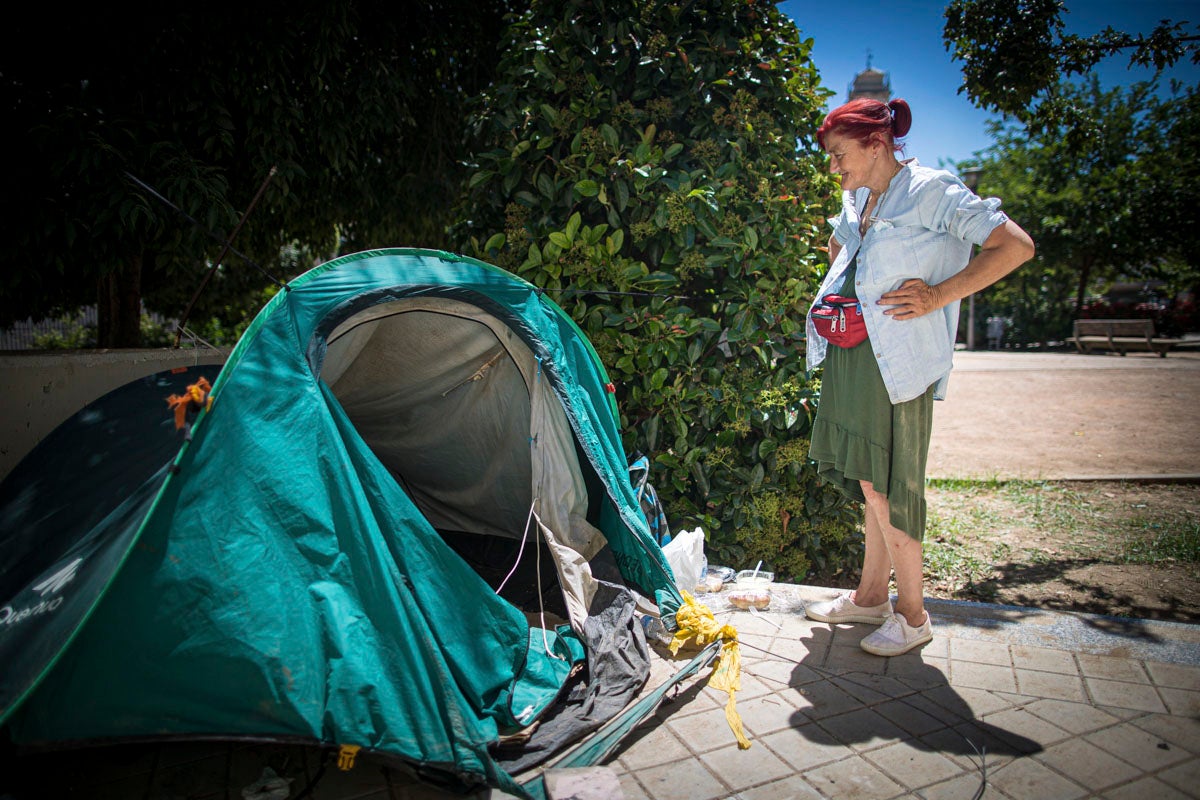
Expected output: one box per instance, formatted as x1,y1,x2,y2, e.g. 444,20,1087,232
923,480,1200,622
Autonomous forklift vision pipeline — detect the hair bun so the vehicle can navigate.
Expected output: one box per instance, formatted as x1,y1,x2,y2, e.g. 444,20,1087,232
888,99,912,138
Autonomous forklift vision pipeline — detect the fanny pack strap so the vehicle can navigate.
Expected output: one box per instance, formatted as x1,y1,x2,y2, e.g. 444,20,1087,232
830,191,869,294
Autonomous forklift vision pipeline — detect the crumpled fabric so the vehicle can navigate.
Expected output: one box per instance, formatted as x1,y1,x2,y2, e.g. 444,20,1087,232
669,592,749,749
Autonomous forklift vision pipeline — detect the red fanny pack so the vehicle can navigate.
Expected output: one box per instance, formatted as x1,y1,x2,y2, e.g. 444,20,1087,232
811,294,867,348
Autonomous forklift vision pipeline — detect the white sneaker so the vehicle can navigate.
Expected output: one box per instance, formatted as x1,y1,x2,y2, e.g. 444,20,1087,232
805,592,893,625
860,611,933,656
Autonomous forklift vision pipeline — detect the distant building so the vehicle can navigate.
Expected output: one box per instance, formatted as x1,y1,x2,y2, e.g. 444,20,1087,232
848,55,891,102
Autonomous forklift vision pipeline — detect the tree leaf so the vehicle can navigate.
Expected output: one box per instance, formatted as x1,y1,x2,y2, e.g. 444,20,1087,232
607,228,625,255
615,180,630,211
527,242,543,266
533,53,555,80
600,123,620,151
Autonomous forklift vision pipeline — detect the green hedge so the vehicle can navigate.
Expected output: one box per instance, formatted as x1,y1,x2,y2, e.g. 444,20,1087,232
452,0,862,581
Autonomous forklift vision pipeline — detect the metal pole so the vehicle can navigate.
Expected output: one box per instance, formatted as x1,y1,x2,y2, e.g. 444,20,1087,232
125,168,286,348
167,166,277,348
968,294,976,351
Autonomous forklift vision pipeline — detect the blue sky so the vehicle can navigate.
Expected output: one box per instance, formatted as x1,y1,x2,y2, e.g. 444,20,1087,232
777,0,1200,169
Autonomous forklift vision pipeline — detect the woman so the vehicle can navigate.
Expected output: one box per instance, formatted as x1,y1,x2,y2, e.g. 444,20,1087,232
803,98,1034,656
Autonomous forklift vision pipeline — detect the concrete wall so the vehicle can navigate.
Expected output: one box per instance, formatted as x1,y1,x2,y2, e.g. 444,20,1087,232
0,348,230,482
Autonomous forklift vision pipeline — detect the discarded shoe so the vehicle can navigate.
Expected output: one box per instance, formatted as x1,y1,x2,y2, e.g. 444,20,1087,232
860,611,933,656
804,592,892,625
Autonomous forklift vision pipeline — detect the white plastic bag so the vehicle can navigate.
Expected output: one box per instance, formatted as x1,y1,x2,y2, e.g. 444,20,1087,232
661,526,706,594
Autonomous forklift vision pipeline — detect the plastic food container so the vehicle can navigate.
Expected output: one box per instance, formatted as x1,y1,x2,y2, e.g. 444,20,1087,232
735,569,775,588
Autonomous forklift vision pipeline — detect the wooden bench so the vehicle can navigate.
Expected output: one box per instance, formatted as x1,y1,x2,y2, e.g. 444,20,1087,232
1071,318,1183,357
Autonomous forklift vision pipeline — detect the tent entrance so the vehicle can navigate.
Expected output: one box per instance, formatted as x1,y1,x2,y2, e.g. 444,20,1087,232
441,530,569,624
318,296,619,628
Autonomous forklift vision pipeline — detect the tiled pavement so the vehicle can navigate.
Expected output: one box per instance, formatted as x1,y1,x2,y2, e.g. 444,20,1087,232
5,584,1198,799
612,584,1200,800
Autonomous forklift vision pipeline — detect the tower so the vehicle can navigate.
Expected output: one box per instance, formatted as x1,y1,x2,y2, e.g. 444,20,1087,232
848,52,891,102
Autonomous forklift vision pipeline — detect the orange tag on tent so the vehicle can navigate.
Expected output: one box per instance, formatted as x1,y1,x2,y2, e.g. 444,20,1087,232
166,377,212,429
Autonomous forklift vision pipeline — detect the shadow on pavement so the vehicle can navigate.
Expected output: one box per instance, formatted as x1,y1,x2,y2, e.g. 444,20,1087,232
969,555,1198,624
788,626,1043,761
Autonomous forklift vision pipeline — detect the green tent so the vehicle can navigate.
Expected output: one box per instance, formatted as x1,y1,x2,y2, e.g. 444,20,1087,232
0,249,686,797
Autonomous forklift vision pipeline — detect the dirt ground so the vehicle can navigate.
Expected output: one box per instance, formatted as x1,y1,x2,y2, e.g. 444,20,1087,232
925,480,1200,622
920,350,1200,622
927,350,1200,480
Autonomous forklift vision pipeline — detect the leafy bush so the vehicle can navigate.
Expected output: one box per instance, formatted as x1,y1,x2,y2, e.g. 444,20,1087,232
452,0,863,580
136,315,233,349
31,314,96,349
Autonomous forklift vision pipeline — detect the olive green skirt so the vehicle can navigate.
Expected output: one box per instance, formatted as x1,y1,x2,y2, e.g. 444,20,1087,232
809,337,935,540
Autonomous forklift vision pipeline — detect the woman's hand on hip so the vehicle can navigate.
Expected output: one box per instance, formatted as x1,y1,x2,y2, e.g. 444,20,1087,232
878,279,944,320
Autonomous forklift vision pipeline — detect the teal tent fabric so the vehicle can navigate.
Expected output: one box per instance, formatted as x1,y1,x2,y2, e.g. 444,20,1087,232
0,368,206,725
0,249,683,797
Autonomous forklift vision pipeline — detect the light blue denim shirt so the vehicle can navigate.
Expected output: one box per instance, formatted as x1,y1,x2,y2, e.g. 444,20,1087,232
806,159,1009,404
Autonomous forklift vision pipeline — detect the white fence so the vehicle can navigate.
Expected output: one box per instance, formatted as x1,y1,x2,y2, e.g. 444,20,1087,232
0,306,177,350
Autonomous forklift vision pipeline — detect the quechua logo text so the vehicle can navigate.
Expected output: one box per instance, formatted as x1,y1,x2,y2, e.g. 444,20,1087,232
0,557,83,627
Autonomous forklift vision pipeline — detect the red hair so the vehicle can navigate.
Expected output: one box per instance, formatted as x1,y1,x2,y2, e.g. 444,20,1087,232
817,98,912,151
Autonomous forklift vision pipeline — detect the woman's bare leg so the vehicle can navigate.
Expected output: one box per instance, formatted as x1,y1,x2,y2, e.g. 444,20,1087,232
858,480,926,627
852,490,892,608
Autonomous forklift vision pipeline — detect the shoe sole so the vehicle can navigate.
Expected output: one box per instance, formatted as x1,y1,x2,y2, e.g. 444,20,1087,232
805,609,890,625
860,631,933,656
